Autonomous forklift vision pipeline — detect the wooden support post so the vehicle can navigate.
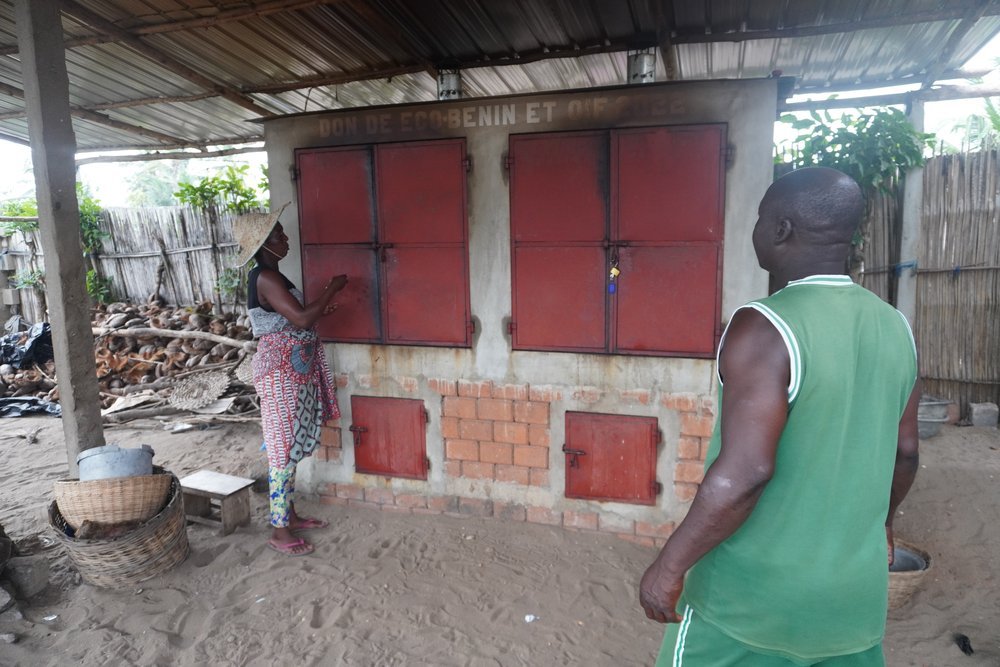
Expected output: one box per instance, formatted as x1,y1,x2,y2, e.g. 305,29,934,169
14,0,106,474
897,100,924,328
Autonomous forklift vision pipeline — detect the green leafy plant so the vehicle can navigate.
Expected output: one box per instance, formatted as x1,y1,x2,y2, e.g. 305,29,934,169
175,164,263,213
0,199,39,237
776,107,934,193
10,268,44,290
216,267,242,299
77,183,108,254
86,269,114,304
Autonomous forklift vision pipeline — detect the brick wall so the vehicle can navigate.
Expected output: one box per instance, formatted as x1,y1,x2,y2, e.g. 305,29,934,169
312,376,714,548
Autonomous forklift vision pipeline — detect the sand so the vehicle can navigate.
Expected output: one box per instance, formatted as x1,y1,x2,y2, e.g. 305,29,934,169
0,418,996,666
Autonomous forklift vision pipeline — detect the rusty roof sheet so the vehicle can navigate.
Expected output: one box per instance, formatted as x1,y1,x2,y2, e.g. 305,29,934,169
0,0,997,152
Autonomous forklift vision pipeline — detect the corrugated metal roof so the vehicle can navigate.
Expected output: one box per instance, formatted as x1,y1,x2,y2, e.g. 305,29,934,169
0,0,997,152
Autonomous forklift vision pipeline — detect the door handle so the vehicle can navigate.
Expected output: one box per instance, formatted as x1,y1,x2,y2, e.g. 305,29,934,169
561,445,587,468
349,425,367,446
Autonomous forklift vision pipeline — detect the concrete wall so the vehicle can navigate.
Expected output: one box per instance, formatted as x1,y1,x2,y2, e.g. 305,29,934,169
262,79,776,545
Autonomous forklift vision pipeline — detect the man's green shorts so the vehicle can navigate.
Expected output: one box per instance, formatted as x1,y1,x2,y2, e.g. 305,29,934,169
656,605,885,667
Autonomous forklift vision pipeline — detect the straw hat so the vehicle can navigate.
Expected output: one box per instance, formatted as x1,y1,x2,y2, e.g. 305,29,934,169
232,202,290,266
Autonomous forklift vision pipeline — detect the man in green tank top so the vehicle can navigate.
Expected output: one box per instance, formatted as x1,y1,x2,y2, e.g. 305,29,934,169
639,168,920,666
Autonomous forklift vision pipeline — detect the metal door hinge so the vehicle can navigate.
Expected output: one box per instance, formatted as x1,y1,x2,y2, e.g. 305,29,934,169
467,319,476,335
651,480,663,496
507,321,516,335
503,153,513,170
290,165,300,182
349,424,367,446
562,444,587,468
723,144,735,168
463,155,472,172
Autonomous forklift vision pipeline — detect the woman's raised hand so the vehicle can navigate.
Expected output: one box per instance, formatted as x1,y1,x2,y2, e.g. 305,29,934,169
326,274,348,294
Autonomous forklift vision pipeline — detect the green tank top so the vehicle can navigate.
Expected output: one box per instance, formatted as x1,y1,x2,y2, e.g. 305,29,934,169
682,275,917,662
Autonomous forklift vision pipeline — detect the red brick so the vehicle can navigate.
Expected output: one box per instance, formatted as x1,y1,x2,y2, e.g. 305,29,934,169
357,374,380,388
526,506,562,526
318,495,348,506
700,438,712,460
480,442,513,465
381,504,413,515
528,424,550,447
699,398,716,418
513,445,548,468
563,510,599,531
460,419,494,441
440,416,460,439
495,464,530,485
513,400,549,425
320,426,341,448
458,379,494,398
413,507,444,516
636,521,675,539
428,378,457,396
395,494,428,509
427,495,460,513
675,461,705,484
313,446,328,462
620,389,652,405
365,488,396,505
336,484,365,501
445,439,479,461
677,436,702,460
681,413,715,438
570,386,602,403
462,461,495,479
494,421,530,445
443,396,477,419
661,393,698,412
528,385,561,402
529,468,550,487
674,482,699,502
618,534,656,548
492,383,529,400
444,460,463,478
335,373,349,388
393,375,418,393
477,398,513,421
457,497,494,517
316,482,338,496
599,515,635,535
494,501,526,521
654,538,668,549
347,499,381,511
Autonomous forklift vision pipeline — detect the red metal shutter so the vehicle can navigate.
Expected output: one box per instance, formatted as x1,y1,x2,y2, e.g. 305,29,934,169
297,147,374,244
564,412,659,505
510,132,608,351
375,140,471,346
351,396,428,480
610,125,725,356
302,246,381,342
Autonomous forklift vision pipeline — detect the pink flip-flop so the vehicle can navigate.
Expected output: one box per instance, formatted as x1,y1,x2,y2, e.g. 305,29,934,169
292,517,329,531
267,537,313,556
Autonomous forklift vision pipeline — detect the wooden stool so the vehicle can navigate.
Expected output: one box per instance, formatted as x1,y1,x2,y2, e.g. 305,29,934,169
179,470,255,535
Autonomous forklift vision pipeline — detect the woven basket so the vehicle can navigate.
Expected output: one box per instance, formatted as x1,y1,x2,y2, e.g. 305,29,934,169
233,353,254,385
54,473,172,530
168,371,231,410
48,475,189,589
888,540,931,610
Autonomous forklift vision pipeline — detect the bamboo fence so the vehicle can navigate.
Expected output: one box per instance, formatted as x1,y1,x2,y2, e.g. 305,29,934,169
918,150,1000,412
858,185,903,303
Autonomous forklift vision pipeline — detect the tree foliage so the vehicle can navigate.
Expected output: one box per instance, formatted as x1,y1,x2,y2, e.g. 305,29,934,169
175,164,266,213
775,107,934,194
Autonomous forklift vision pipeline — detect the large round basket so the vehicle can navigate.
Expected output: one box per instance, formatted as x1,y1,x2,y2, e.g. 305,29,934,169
888,540,931,610
48,475,189,589
54,473,172,530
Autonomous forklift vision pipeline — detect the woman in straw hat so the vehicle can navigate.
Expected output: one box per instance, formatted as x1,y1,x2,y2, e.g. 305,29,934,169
234,204,347,556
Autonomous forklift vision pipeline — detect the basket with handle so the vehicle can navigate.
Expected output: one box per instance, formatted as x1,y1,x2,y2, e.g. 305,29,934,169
53,473,172,530
48,474,189,589
888,539,931,610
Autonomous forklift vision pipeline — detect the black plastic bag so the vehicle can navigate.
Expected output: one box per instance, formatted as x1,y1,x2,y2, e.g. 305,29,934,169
0,396,61,417
0,322,53,369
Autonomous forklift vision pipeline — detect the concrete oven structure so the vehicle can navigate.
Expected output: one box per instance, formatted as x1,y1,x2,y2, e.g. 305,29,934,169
261,78,777,546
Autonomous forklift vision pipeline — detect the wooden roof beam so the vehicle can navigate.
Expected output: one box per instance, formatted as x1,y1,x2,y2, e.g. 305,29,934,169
0,0,346,56
671,7,1000,44
921,1,992,89
58,0,276,118
0,79,188,144
781,83,1000,112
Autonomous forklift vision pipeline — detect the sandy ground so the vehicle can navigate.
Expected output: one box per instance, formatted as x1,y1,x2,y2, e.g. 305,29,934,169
0,418,996,666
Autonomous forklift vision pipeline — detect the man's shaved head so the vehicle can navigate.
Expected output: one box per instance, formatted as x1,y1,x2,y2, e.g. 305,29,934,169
761,167,864,245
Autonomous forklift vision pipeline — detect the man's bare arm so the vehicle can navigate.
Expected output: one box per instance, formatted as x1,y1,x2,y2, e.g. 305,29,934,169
886,383,920,564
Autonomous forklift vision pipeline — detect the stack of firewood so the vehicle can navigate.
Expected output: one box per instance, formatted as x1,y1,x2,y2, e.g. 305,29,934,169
0,299,261,422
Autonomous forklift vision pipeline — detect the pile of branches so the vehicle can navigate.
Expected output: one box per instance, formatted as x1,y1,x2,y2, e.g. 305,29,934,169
91,299,260,423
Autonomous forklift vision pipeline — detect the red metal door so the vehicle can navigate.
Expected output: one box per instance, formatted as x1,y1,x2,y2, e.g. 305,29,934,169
613,125,725,243
351,396,428,480
302,246,380,342
297,147,374,244
375,140,470,346
564,411,659,505
510,132,608,351
613,245,720,356
382,246,470,345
